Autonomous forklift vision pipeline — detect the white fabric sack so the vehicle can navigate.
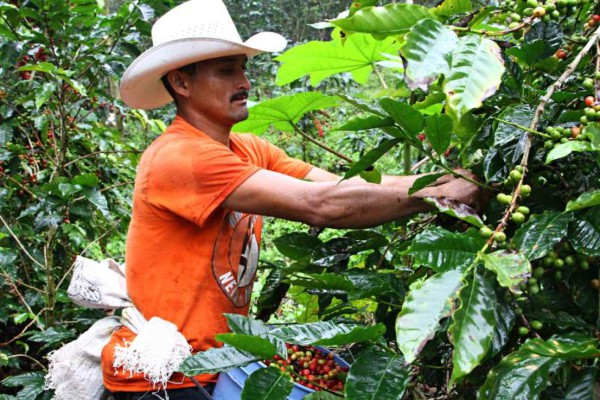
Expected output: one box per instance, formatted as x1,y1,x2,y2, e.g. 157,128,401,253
45,316,121,400
68,256,132,309
114,308,193,389
46,256,193,399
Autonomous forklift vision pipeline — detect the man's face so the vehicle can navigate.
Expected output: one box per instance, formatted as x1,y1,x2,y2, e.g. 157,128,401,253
185,54,251,127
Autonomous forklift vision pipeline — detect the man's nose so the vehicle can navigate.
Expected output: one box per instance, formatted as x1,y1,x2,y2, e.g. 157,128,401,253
238,70,251,91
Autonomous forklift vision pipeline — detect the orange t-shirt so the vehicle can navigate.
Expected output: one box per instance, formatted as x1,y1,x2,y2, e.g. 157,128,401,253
101,115,312,392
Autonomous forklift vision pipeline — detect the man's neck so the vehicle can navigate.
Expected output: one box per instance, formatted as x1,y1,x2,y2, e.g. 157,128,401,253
176,109,232,146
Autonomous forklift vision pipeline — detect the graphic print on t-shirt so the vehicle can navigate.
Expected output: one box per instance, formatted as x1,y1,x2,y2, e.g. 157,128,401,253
212,211,262,307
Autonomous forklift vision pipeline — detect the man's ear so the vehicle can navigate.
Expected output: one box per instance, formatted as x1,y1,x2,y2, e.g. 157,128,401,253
165,70,190,98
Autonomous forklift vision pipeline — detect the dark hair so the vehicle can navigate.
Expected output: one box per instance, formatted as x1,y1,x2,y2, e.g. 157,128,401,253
160,62,199,104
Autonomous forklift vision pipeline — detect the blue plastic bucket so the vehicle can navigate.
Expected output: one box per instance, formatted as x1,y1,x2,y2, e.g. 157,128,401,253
212,348,349,400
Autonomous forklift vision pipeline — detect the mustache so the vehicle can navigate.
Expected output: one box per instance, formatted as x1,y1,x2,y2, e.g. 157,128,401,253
230,90,249,101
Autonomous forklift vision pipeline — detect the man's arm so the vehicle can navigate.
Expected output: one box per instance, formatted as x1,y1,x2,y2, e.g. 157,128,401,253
221,167,481,229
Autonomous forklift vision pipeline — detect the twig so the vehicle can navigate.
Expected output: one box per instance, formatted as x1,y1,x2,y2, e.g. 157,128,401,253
71,180,134,203
0,213,45,269
56,217,124,291
494,26,600,235
291,124,353,163
493,118,551,139
63,150,143,167
0,308,49,346
7,354,48,371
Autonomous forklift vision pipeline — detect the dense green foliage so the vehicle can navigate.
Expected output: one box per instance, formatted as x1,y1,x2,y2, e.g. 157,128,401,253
1,0,600,399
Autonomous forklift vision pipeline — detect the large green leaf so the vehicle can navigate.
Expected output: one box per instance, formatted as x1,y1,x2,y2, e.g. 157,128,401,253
401,18,458,91
331,4,436,39
180,346,259,375
493,105,532,166
215,333,283,359
345,347,410,400
1,372,44,400
482,250,531,294
444,35,505,120
423,197,484,228
506,40,547,67
488,300,517,358
396,268,465,363
568,208,600,256
424,114,453,155
566,190,600,211
225,314,270,336
524,21,563,59
291,272,355,291
565,368,597,400
449,272,497,385
270,321,381,346
512,211,574,260
545,141,595,164
379,99,424,137
241,366,294,400
313,324,386,346
232,92,339,134
432,0,473,18
478,334,600,400
408,172,447,195
406,226,480,272
273,232,323,261
343,138,402,180
276,32,400,86
478,352,563,399
520,333,599,359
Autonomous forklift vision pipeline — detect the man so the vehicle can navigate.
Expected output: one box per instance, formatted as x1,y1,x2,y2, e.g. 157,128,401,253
101,0,482,399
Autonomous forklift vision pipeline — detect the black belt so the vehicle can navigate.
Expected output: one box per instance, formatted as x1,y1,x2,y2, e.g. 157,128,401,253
104,382,214,400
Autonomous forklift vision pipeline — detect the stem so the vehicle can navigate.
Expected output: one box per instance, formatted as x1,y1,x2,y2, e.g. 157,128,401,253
372,64,388,89
0,213,45,269
496,26,600,234
493,118,551,139
403,143,411,175
291,123,353,163
7,354,48,371
452,18,532,37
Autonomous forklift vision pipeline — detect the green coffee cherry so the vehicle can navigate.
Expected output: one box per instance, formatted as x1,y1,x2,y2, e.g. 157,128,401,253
554,258,565,269
516,206,530,215
512,212,526,224
510,169,522,182
520,185,532,197
533,266,545,278
518,326,530,336
531,320,543,330
494,231,507,242
497,193,512,204
479,226,493,238
564,255,576,266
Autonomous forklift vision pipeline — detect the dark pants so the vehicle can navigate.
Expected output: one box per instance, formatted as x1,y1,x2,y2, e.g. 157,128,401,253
101,384,214,400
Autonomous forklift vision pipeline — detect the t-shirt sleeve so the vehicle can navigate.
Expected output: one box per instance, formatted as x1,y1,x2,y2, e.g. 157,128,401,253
145,138,260,226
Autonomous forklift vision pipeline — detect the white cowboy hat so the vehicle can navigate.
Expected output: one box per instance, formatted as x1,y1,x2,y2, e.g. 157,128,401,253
120,0,287,110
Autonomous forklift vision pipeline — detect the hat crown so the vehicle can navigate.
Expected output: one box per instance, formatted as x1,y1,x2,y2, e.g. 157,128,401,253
151,0,243,46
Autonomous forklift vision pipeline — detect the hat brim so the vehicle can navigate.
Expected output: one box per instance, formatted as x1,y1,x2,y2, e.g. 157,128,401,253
120,32,286,110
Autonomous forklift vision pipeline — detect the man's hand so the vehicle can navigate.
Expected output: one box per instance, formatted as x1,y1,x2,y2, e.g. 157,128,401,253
412,170,486,211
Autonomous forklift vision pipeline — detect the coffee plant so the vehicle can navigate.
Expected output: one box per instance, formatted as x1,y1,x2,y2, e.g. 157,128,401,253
182,1,600,399
1,0,599,399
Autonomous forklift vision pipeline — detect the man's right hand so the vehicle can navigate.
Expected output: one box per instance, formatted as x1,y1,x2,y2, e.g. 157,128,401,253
412,170,486,212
